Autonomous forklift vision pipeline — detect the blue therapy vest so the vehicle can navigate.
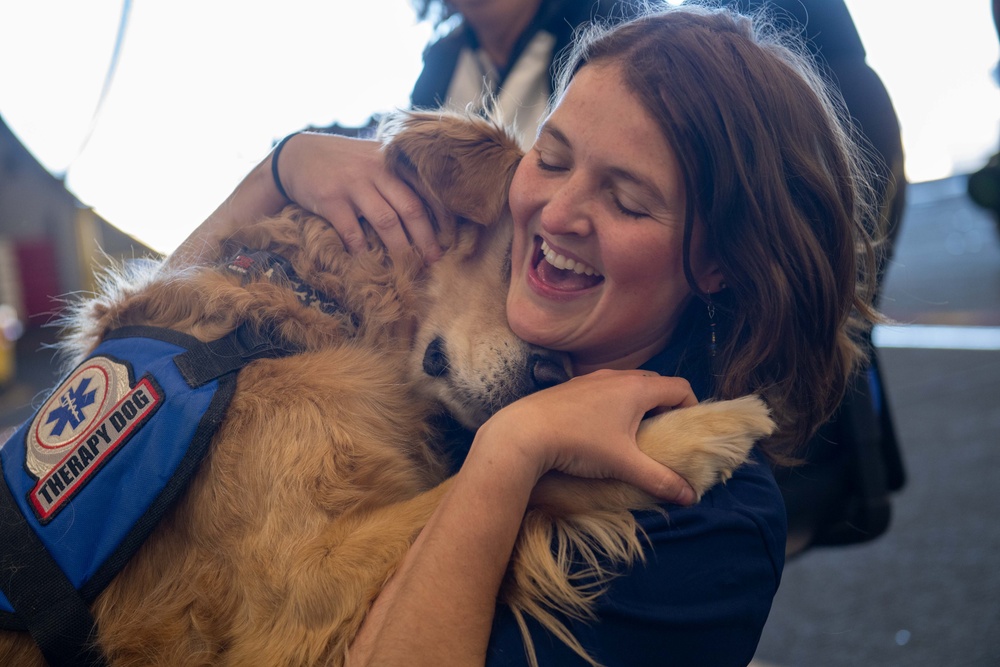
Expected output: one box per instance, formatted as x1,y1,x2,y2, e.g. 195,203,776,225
0,324,287,666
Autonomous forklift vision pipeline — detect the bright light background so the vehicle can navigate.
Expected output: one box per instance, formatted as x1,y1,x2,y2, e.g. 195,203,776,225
1,1,998,254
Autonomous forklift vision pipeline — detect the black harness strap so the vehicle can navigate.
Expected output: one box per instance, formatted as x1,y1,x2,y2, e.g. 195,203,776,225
174,322,298,388
0,467,107,667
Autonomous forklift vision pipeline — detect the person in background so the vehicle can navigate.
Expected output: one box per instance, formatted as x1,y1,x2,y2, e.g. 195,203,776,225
410,0,635,147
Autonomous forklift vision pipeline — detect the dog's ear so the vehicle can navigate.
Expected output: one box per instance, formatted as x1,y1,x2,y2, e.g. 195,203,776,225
382,111,524,230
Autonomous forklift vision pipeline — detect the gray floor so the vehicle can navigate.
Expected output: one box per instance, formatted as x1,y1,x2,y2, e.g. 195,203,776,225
2,176,999,666
753,176,1000,667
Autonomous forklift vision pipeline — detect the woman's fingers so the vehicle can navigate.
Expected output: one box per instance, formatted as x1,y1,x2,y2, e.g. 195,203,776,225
375,179,442,263
319,187,440,262
279,132,440,261
322,201,369,255
583,369,698,414
634,372,699,412
622,449,697,505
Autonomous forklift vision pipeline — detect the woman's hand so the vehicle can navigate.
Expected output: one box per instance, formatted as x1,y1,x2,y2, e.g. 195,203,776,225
172,131,441,268
277,132,441,263
474,369,698,505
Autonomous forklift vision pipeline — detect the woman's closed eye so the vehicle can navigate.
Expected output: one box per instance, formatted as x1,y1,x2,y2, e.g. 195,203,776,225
536,154,567,172
611,190,650,219
612,196,647,219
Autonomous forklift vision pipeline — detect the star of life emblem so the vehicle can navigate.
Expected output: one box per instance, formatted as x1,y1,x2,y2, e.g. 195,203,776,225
25,355,161,522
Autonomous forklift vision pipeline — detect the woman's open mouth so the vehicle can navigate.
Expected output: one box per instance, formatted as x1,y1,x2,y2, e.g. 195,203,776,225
531,237,605,292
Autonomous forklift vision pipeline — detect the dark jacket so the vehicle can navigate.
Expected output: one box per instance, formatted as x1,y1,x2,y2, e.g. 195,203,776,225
411,0,630,110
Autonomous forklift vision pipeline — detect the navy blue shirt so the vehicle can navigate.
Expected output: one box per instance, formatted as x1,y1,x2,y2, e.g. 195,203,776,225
486,447,785,666
440,301,787,665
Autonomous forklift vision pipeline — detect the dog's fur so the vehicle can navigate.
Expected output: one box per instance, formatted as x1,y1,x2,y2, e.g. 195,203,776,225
0,112,775,666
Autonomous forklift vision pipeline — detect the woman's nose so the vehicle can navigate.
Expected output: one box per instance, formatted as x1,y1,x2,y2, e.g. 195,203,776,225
539,175,594,237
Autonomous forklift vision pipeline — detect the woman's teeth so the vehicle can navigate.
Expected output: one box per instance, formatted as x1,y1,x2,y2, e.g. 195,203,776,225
540,240,601,277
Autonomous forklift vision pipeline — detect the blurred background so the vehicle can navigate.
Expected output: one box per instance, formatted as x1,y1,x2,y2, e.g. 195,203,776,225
1,1,998,665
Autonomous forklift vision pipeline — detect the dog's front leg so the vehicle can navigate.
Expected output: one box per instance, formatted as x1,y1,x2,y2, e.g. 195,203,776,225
634,395,775,498
527,395,774,514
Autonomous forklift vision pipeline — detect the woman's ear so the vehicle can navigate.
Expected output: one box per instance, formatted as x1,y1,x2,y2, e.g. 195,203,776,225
699,263,726,295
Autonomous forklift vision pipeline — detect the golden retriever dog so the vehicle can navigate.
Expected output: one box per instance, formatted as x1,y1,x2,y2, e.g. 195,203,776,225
0,111,774,667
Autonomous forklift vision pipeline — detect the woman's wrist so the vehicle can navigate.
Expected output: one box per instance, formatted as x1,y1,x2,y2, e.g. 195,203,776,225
467,411,553,491
269,132,300,204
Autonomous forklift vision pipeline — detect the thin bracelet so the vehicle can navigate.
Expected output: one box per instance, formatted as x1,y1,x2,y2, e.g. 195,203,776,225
271,131,300,203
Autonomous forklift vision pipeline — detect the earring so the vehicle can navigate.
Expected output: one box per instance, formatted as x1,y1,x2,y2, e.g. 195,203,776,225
707,292,717,357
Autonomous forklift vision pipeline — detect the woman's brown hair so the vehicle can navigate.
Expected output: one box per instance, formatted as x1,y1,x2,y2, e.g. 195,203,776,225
556,5,881,461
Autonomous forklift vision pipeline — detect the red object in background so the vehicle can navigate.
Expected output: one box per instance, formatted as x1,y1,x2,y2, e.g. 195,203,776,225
13,238,61,326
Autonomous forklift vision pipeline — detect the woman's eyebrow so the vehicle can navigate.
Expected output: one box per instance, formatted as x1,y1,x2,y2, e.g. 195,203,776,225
537,122,570,148
608,167,666,199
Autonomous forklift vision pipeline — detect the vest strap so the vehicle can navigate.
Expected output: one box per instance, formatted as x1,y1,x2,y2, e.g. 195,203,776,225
173,323,298,387
0,466,108,666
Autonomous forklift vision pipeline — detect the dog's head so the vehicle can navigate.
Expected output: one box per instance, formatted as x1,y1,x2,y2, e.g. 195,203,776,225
382,111,571,428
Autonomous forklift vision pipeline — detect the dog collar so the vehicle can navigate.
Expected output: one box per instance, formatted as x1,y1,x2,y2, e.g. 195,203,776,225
224,248,353,322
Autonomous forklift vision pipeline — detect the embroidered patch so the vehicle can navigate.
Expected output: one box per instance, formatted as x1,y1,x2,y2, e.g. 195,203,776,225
24,356,162,523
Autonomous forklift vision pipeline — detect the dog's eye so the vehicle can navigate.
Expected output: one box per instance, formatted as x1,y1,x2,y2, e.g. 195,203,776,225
422,337,450,378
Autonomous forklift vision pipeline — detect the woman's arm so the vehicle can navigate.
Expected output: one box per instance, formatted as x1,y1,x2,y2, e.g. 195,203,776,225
169,132,442,267
348,424,536,666
348,370,699,666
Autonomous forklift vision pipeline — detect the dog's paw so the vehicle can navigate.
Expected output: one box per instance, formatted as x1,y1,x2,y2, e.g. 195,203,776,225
636,395,775,499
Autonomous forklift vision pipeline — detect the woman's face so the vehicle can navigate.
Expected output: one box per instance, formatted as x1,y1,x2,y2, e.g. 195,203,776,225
507,63,721,374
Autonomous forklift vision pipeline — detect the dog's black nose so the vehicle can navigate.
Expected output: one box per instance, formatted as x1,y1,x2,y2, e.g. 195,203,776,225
529,353,570,390
422,337,450,377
